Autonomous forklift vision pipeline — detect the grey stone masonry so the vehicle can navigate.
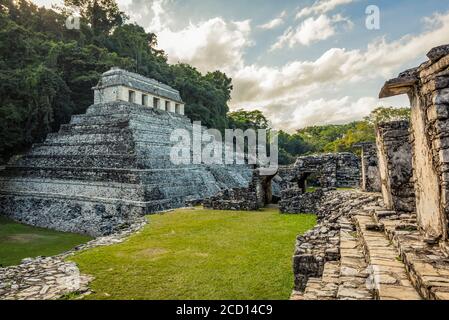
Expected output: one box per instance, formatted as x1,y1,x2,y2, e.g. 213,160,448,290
277,153,360,214
354,142,381,192
379,44,449,241
292,190,381,292
279,153,360,192
375,120,415,214
279,188,324,214
0,100,252,236
203,168,276,211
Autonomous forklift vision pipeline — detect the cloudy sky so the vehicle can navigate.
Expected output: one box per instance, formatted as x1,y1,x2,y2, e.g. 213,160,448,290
34,0,449,131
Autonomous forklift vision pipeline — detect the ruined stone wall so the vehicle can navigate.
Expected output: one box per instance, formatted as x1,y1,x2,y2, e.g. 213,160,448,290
292,191,380,291
379,44,449,240
282,153,360,191
376,120,415,213
279,189,324,214
203,169,275,211
277,153,360,214
355,142,381,192
335,153,361,188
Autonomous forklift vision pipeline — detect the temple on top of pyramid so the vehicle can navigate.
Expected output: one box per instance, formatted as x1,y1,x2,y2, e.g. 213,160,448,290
93,67,185,115
0,68,252,236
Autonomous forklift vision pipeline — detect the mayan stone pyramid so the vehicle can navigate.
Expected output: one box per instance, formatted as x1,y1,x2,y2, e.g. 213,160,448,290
0,69,252,236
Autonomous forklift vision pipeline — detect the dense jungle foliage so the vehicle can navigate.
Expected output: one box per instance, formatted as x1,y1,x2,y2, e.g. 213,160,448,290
0,0,410,165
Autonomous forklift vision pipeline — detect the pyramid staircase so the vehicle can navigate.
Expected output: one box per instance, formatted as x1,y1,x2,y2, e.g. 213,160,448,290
0,102,252,236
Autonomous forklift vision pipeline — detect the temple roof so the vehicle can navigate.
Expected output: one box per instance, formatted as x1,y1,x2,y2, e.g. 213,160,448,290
93,67,184,103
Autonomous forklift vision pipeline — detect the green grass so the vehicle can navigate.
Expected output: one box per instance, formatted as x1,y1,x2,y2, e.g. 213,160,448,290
0,215,92,267
337,187,355,191
70,207,316,300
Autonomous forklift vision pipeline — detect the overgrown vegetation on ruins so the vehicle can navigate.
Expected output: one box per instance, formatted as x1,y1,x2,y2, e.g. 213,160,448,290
0,0,232,162
70,207,316,300
0,0,411,165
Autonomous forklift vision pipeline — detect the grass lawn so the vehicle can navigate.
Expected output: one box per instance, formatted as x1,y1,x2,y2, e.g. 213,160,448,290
71,207,316,300
0,216,92,267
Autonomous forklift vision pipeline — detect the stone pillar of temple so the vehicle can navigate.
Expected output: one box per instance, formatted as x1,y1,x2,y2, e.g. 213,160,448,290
376,120,416,213
354,142,381,192
379,44,449,241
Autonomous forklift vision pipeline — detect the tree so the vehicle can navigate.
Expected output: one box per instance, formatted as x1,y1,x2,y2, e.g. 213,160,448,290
171,64,231,131
365,106,411,125
227,109,269,131
64,0,126,35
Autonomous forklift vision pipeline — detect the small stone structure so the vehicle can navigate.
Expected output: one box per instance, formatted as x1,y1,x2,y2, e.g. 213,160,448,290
354,142,381,192
375,120,415,213
285,153,360,191
278,153,360,214
203,168,276,211
93,67,185,115
379,44,449,241
0,68,252,236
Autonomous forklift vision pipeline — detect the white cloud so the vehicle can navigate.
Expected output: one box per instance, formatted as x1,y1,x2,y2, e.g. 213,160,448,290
296,0,354,19
157,18,252,73
264,96,378,130
271,14,352,49
125,0,252,73
232,11,449,130
257,11,287,30
123,1,449,131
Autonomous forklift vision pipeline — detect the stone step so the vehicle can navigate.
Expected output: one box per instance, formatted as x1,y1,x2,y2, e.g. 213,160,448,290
374,209,449,300
336,229,373,300
291,219,374,300
301,262,341,300
0,166,250,189
354,212,422,300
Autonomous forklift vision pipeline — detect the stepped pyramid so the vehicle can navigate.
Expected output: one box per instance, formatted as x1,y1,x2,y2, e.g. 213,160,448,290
0,69,252,236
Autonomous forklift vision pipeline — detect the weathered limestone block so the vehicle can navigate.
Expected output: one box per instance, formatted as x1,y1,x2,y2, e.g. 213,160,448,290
279,188,324,214
379,44,449,241
376,120,415,213
354,142,381,192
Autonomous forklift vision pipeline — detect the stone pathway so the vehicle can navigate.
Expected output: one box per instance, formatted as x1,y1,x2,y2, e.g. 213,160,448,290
291,216,374,300
289,190,449,300
374,208,449,300
291,190,382,296
0,218,146,300
355,211,421,300
337,227,372,300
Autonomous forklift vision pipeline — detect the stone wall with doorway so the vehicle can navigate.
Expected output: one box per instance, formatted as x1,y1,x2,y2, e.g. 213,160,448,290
281,153,360,192
203,169,276,211
278,153,360,214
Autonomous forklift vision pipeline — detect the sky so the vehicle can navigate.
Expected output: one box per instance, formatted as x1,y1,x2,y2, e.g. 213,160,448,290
33,0,449,131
